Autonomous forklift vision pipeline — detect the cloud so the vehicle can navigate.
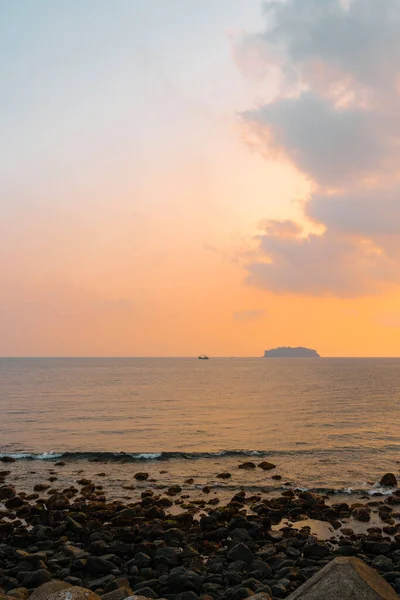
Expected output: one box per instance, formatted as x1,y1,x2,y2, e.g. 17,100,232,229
236,0,400,296
247,220,397,296
233,309,268,321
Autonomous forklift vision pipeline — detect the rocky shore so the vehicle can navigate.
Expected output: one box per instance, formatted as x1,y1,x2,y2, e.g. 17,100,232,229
2,463,400,600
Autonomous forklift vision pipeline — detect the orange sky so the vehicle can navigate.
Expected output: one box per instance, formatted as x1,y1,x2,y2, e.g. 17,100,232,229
2,0,400,357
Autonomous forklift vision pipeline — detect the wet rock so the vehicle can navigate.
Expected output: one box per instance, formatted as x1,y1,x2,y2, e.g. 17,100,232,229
352,506,371,522
6,589,29,600
0,485,16,500
133,473,148,482
86,557,116,575
380,474,397,487
87,577,115,591
303,543,330,559
258,462,276,471
227,543,254,564
167,486,182,496
21,569,52,588
167,567,203,592
100,590,132,600
230,588,255,600
271,583,287,598
372,556,395,572
46,494,70,511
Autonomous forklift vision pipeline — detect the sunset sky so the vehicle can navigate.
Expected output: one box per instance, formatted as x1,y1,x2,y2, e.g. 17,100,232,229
2,0,400,357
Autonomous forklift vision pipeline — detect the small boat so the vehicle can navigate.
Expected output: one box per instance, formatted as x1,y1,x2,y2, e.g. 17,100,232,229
198,354,209,360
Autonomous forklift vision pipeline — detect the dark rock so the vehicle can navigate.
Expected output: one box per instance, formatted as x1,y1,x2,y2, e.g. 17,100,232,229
131,587,157,599
0,485,16,500
1,456,16,463
86,557,116,575
134,473,149,481
352,507,371,522
258,462,276,471
167,567,203,592
21,569,51,588
100,590,132,600
303,543,330,559
217,473,232,479
46,494,70,511
227,544,254,564
380,474,397,487
271,583,287,598
87,576,115,591
372,556,395,573
230,588,254,600
239,463,256,470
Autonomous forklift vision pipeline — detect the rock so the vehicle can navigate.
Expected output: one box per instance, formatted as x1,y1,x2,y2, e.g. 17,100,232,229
258,462,276,471
6,589,29,600
303,543,330,558
86,557,116,575
47,587,101,600
100,590,132,600
167,567,203,592
167,485,182,496
129,590,157,600
29,581,72,600
1,456,16,462
271,584,287,598
34,484,50,492
352,506,371,522
133,473,148,481
372,556,395,573
46,494,70,510
0,484,16,499
227,543,254,564
251,594,272,600
216,473,231,479
21,570,52,589
286,556,399,599
238,462,256,470
230,589,254,600
380,474,397,487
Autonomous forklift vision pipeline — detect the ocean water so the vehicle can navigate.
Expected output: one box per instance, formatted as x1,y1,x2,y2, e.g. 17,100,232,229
1,357,400,497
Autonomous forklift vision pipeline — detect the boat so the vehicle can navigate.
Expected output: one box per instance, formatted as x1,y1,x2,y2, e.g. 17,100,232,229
198,354,209,360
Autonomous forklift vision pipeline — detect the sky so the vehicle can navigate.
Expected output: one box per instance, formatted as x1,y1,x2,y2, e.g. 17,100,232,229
1,0,400,357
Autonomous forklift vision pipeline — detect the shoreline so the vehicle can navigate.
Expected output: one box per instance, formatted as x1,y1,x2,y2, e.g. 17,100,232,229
2,461,400,599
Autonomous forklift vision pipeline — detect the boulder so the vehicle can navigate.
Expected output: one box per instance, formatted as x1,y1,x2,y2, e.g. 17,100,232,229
380,474,397,487
30,582,72,600
45,587,101,600
286,556,399,599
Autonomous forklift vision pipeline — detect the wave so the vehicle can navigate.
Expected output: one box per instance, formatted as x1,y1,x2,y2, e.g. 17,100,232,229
0,449,268,462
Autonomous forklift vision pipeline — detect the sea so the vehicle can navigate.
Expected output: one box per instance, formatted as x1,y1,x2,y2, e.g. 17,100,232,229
1,357,400,501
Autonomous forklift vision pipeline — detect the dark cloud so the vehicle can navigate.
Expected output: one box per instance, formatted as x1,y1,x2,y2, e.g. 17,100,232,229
307,186,400,238
236,0,400,296
243,93,394,186
247,220,398,296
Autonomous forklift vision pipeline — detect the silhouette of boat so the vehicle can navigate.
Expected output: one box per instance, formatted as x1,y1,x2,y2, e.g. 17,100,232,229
198,354,209,360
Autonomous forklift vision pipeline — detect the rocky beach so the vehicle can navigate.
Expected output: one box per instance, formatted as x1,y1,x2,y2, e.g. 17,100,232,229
2,457,400,600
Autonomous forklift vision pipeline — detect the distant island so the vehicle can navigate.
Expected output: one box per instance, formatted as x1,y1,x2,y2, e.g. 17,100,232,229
264,347,320,358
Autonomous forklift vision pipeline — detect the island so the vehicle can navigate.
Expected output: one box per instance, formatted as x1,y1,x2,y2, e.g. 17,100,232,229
264,347,320,358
